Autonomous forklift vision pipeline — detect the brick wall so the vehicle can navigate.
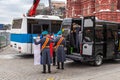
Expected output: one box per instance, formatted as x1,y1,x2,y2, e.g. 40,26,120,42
95,0,117,12
66,0,120,22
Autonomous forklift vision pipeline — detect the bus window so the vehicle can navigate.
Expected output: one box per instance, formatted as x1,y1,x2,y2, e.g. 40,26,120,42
118,32,120,51
63,29,70,37
62,23,71,29
95,30,103,42
51,23,61,33
62,25,71,37
12,19,22,29
84,28,93,42
113,31,118,48
27,19,38,34
113,31,118,41
107,30,114,40
42,24,49,31
32,24,42,34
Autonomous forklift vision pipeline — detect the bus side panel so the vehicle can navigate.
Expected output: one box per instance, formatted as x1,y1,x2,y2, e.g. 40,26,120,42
10,41,28,53
10,33,33,54
94,44,104,56
26,43,33,54
21,18,27,33
26,34,34,54
22,18,31,53
10,41,18,52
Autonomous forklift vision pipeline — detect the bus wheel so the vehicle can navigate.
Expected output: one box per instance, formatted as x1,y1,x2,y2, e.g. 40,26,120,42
94,55,103,66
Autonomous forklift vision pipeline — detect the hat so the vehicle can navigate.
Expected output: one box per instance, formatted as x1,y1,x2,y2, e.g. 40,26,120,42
41,31,48,35
57,30,62,35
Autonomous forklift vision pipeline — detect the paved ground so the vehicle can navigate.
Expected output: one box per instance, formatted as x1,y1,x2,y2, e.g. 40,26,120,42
1,47,120,80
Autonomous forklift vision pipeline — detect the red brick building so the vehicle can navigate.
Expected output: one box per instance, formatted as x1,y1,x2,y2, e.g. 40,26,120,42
66,0,120,22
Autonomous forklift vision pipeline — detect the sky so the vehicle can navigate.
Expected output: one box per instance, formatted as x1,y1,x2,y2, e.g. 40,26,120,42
0,0,66,24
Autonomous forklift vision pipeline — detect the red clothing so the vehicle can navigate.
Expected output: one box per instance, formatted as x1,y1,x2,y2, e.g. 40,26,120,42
50,43,53,57
47,35,53,58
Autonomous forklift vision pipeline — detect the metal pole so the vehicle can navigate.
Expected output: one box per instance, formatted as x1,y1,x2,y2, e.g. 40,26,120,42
5,30,7,46
48,0,52,15
0,33,1,49
0,35,1,49
31,24,34,54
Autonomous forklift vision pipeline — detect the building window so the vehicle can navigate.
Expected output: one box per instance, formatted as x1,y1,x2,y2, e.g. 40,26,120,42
117,0,120,10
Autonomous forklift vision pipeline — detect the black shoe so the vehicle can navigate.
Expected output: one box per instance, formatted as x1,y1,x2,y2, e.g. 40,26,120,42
53,63,56,66
42,65,46,74
56,67,60,69
42,71,46,74
48,71,51,73
57,62,60,69
61,62,64,70
48,64,51,73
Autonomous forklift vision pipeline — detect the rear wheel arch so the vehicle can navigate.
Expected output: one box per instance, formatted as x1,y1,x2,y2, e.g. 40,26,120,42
95,50,104,58
89,52,103,66
96,53,103,58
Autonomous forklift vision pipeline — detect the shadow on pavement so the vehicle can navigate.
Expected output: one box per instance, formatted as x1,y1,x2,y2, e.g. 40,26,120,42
0,54,34,59
17,54,34,59
65,59,120,68
103,59,120,65
65,61,91,69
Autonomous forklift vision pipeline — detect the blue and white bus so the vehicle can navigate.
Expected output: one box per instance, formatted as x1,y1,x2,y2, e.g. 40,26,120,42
10,15,62,54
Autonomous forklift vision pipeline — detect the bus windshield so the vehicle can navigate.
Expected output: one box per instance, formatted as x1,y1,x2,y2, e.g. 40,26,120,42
51,20,61,33
12,19,22,29
27,19,62,34
62,25,71,37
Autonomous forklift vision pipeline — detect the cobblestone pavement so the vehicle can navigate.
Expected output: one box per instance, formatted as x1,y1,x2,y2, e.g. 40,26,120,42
1,47,120,80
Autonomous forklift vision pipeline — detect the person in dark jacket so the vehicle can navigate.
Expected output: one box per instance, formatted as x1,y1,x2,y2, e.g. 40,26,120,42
71,23,81,52
34,31,52,73
54,31,66,69
75,24,81,52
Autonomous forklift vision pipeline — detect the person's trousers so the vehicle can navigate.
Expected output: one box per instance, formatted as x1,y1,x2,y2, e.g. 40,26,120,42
53,52,56,65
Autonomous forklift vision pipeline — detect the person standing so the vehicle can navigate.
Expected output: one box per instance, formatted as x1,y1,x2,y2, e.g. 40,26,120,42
71,23,81,53
54,31,66,69
71,23,76,48
34,31,52,73
47,33,56,66
75,24,81,52
33,34,41,65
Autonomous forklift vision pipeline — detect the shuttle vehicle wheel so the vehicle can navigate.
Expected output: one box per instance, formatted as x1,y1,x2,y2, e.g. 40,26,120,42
94,55,103,66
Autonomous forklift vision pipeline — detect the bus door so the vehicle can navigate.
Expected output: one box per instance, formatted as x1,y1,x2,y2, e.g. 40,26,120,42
105,24,118,58
30,24,42,53
61,19,72,54
32,24,42,34
82,16,95,56
71,19,82,53
118,31,120,52
51,20,62,34
114,24,120,58
107,29,114,58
